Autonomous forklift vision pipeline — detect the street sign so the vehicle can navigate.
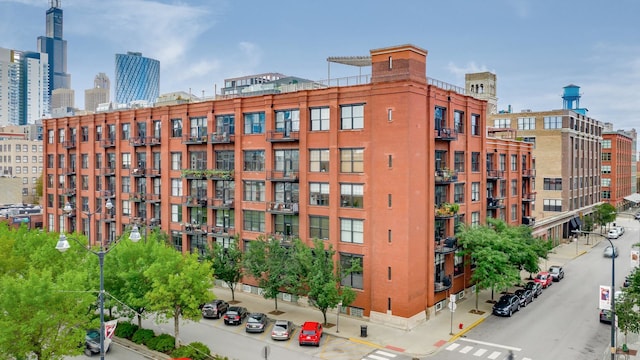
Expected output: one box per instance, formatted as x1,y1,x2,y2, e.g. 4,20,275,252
448,302,457,312
450,294,456,303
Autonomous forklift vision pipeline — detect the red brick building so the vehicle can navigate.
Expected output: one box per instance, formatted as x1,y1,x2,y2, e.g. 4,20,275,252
43,44,533,328
602,127,633,209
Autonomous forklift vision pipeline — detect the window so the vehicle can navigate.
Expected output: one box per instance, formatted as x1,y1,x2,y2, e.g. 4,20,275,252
275,109,300,132
602,140,611,149
340,148,364,173
243,181,265,202
543,199,562,212
471,182,480,201
244,150,265,171
274,149,299,172
309,216,329,240
511,204,518,221
81,127,89,142
471,152,480,172
120,153,130,169
341,104,364,130
244,112,265,134
171,178,183,196
602,165,611,174
517,117,536,130
341,218,364,244
454,111,464,133
602,178,611,187
273,214,299,236
340,184,363,208
601,152,612,161
171,118,183,137
544,116,562,129
122,200,131,216
171,152,182,170
121,176,130,193
215,150,235,170
121,123,130,140
189,116,207,138
510,155,518,171
47,154,53,168
309,183,330,206
95,125,102,141
499,154,506,171
493,118,511,128
341,253,363,289
243,210,265,232
310,107,330,131
454,184,465,203
47,130,54,144
471,211,480,226
215,114,235,135
453,152,465,173
511,179,518,196
171,204,182,223
543,178,562,190
454,249,464,275
434,106,446,130
310,149,329,172
471,114,480,135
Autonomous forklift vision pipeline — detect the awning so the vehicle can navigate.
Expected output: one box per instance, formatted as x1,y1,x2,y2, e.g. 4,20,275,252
624,193,640,204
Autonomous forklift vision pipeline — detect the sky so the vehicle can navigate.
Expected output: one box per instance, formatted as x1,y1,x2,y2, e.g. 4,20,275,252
1,0,639,130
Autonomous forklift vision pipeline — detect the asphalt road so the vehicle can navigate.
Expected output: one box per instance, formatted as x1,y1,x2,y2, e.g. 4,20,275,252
430,219,639,360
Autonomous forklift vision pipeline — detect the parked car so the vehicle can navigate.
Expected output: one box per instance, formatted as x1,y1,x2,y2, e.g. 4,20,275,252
271,320,294,340
534,271,553,288
492,294,521,317
635,212,640,220
514,289,534,307
201,299,229,319
548,265,565,282
603,245,619,258
223,306,248,325
298,321,323,346
616,226,625,235
245,313,269,333
600,309,613,324
84,329,112,356
524,281,543,298
624,275,632,288
607,228,621,239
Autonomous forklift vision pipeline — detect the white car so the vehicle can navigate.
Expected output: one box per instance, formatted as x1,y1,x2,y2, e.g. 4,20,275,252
607,228,621,239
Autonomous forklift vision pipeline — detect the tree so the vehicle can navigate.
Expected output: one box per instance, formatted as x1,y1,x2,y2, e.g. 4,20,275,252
208,238,243,302
617,268,640,337
144,244,214,348
243,236,292,311
593,203,617,232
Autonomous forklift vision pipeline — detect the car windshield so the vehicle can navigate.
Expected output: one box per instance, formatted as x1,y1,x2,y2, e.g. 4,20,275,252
273,326,285,332
227,311,238,316
536,274,546,279
248,317,262,323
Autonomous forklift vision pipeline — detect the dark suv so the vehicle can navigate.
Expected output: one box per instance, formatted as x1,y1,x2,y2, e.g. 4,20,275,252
548,265,565,282
224,306,248,325
201,299,229,319
492,294,521,317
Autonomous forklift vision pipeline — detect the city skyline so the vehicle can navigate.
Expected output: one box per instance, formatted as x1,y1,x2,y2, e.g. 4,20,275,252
1,0,638,129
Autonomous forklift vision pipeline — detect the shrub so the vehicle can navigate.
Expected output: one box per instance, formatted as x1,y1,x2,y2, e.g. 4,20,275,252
131,328,155,345
147,333,176,353
114,322,139,340
170,341,213,360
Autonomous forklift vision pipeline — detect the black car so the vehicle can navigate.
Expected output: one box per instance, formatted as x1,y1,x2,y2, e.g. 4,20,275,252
492,294,521,317
600,309,613,324
524,281,543,298
84,329,111,356
224,306,248,325
548,265,565,282
514,289,534,307
245,312,269,333
201,299,229,319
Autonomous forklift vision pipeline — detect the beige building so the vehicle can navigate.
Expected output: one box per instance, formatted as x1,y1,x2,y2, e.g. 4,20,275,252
84,72,110,112
51,88,75,109
0,128,44,204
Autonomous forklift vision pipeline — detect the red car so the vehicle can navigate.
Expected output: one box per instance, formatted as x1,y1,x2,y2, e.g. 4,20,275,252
298,321,323,346
534,271,553,288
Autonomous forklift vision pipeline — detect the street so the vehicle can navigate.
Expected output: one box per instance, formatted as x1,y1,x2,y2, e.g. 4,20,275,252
430,217,639,360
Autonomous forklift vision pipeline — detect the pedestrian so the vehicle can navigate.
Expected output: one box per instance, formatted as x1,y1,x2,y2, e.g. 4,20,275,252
507,350,515,360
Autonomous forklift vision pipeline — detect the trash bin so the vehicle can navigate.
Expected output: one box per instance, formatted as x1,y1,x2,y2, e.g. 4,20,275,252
360,325,368,337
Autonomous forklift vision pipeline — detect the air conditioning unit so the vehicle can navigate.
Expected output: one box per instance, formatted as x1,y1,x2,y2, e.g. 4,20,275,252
435,300,444,312
242,285,251,293
457,291,465,300
282,293,292,302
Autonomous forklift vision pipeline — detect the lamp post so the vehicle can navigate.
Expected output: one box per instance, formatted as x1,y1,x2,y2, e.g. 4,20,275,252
336,302,342,333
574,229,616,359
129,217,157,243
57,199,140,360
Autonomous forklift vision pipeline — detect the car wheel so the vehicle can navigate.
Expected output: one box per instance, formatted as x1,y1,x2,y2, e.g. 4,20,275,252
508,309,513,317
84,348,93,356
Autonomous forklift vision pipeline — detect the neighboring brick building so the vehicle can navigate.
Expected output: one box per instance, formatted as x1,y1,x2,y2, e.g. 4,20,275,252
602,123,634,209
42,44,534,328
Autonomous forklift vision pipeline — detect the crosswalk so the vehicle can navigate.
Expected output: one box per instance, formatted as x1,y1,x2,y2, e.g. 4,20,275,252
361,349,406,360
445,340,532,360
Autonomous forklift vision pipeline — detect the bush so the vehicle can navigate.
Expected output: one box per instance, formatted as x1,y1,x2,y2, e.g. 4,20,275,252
114,322,139,340
131,328,155,345
147,333,176,353
170,341,213,360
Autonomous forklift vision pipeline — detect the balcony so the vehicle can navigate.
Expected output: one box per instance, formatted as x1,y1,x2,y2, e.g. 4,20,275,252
266,130,300,142
62,140,76,149
522,216,535,226
434,275,453,293
183,222,207,235
62,187,76,196
145,168,161,177
435,169,458,184
129,136,146,147
132,167,146,177
207,198,235,209
522,169,536,178
435,237,457,255
207,226,236,237
435,203,459,219
181,168,207,180
183,195,208,207
61,167,76,176
99,166,115,176
101,138,115,148
146,136,161,146
146,193,161,203
434,128,458,141
103,211,116,223
182,133,208,145
267,202,299,214
131,192,147,203
522,192,536,202
267,170,299,182
269,232,297,245
209,132,234,144
487,169,505,180
207,169,234,180
487,197,505,209
100,190,116,199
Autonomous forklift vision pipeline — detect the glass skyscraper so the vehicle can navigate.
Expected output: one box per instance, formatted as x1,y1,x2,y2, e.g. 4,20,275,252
115,52,160,105
37,0,70,97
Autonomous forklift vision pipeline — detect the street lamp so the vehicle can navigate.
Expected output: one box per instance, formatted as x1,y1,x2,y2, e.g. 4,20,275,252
57,199,140,360
574,229,616,359
336,302,342,333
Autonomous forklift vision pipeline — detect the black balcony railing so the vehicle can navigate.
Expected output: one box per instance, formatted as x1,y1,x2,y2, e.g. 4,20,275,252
434,128,457,141
267,202,299,214
62,140,76,149
267,170,299,182
435,169,458,184
147,136,161,146
207,198,235,209
182,133,208,144
207,226,236,237
209,132,234,144
487,197,505,209
129,136,146,147
522,169,536,178
435,275,453,292
487,169,505,179
266,130,300,142
522,192,536,202
435,237,457,254
100,138,115,148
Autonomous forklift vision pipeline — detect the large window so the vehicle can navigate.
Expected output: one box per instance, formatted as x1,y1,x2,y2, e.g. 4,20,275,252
275,109,300,132
243,210,265,232
517,117,536,130
340,148,364,173
454,184,465,204
602,165,611,174
171,118,183,137
216,151,234,170
171,152,182,170
274,214,299,236
310,107,330,131
511,179,518,196
244,112,265,134
340,218,364,244
340,104,364,130
454,111,464,133
310,149,329,172
189,116,207,138
544,116,562,129
543,199,562,212
171,178,183,196
434,106,446,130
471,114,480,135
543,178,562,190
274,149,299,172
471,182,480,202
121,123,130,140
244,150,265,171
309,216,329,239
340,183,363,208
493,118,511,128
471,152,480,172
309,182,329,206
244,181,265,202
215,114,235,135
454,152,465,173
171,204,183,222
340,253,363,289
602,140,611,149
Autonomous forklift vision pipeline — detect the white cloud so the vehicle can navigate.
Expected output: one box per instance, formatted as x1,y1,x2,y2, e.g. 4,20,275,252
446,61,492,78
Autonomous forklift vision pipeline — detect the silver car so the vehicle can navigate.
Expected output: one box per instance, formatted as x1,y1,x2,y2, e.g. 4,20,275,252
603,245,619,258
271,320,294,340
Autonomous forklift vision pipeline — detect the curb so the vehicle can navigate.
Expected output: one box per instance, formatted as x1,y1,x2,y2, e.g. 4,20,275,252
448,315,488,342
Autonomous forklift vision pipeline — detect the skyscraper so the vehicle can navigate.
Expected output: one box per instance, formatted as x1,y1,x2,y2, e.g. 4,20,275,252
37,0,71,97
115,52,160,105
84,72,110,112
0,48,21,126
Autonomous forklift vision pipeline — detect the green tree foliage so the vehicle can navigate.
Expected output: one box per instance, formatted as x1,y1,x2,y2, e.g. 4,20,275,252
593,203,617,232
208,238,243,301
144,245,214,348
618,268,640,335
243,236,293,311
